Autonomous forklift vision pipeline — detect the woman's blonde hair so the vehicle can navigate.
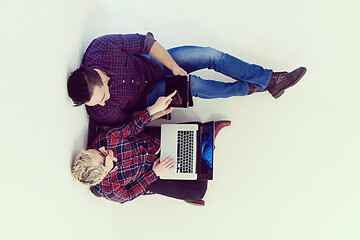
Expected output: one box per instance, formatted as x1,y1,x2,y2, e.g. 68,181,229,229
71,149,106,186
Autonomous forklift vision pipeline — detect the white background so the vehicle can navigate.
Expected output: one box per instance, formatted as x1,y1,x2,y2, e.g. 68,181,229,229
1,0,360,239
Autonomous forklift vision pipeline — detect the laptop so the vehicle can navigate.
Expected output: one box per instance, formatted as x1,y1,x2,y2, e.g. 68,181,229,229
160,122,214,180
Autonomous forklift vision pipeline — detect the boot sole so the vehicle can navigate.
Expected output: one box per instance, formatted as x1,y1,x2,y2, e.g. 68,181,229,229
185,200,205,206
272,67,307,99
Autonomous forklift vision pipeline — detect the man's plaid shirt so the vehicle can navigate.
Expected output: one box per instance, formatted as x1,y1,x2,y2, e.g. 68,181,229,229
83,32,165,125
91,110,160,204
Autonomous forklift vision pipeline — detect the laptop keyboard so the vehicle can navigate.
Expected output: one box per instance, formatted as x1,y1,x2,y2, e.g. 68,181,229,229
177,130,194,173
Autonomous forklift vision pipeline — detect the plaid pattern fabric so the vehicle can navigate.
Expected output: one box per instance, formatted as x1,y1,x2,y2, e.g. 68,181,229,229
83,33,165,125
91,110,160,204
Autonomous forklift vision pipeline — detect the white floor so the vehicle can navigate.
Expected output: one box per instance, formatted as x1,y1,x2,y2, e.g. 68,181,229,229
1,0,360,240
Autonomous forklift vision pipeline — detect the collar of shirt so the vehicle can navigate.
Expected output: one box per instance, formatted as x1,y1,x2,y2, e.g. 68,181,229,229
109,157,118,174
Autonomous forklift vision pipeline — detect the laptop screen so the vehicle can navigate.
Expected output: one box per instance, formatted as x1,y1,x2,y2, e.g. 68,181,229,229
199,122,214,174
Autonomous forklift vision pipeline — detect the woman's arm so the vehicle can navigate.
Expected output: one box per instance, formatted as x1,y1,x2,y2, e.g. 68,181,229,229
106,170,158,204
111,91,177,138
105,157,175,204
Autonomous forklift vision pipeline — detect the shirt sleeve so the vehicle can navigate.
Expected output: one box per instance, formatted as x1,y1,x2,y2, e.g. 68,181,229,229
105,170,158,204
101,33,154,55
108,110,152,139
141,32,156,55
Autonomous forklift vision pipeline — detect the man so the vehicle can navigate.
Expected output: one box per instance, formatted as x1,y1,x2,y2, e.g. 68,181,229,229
67,32,306,125
71,93,207,204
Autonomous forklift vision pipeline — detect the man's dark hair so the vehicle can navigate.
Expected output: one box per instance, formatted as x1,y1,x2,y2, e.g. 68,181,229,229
67,67,103,106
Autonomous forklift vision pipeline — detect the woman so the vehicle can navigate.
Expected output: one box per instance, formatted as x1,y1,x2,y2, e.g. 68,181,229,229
71,91,208,205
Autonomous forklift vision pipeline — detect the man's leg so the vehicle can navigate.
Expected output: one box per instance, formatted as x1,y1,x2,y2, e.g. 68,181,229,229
190,75,250,98
146,46,305,102
146,179,208,201
166,47,306,98
166,46,272,91
145,46,271,102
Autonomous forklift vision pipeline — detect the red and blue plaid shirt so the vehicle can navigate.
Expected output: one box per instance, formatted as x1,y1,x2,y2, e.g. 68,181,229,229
82,33,165,125
91,110,160,204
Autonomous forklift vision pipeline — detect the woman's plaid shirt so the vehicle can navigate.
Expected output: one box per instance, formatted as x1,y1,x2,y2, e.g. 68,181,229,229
91,110,160,204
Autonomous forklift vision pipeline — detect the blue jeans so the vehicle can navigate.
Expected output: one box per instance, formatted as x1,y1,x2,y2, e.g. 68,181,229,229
146,46,272,105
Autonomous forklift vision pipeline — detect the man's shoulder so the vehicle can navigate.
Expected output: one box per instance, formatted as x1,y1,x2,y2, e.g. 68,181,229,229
87,34,127,51
83,35,116,58
85,101,127,125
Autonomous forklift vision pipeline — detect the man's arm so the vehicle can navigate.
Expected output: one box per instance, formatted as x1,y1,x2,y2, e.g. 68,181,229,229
149,41,187,76
110,33,148,54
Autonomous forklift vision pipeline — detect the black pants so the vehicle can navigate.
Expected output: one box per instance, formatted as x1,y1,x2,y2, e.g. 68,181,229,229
146,179,207,201
144,127,208,201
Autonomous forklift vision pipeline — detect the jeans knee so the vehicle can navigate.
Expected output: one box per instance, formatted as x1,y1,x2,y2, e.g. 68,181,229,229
204,47,225,68
205,46,223,58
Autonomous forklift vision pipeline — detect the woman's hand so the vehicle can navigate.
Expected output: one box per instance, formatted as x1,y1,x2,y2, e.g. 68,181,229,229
152,157,175,177
148,90,177,115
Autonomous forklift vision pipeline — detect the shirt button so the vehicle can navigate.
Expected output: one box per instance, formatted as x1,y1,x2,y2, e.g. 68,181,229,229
145,81,148,83
131,80,134,83
122,80,125,83
146,153,149,155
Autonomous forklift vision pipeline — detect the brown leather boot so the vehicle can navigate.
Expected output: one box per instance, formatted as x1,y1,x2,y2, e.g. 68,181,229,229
247,83,263,95
266,67,307,98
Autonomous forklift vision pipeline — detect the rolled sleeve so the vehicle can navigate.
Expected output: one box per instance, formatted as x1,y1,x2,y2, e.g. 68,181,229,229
141,32,156,55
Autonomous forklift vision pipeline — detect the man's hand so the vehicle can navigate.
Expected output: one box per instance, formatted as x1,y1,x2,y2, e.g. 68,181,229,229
152,157,175,177
171,65,187,76
149,41,187,76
